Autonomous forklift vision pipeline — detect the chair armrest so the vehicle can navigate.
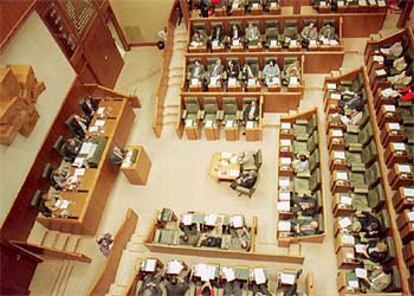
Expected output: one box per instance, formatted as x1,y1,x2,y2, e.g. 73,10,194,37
349,143,363,151
295,135,309,142
197,110,205,120
296,170,311,178
236,110,243,121
351,163,365,172
181,109,188,120
217,110,224,121
234,186,251,195
258,71,263,80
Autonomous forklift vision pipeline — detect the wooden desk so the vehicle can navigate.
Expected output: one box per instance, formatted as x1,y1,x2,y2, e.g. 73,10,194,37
184,119,201,140
336,246,358,270
54,192,88,219
328,129,345,151
332,193,355,217
329,150,349,171
208,152,241,181
245,121,261,142
402,241,414,269
388,163,414,190
396,210,414,231
121,146,152,185
97,100,125,118
63,168,99,192
377,104,399,129
381,122,406,147
331,171,352,194
384,142,411,168
224,122,240,141
37,99,136,234
204,121,220,141
393,187,414,213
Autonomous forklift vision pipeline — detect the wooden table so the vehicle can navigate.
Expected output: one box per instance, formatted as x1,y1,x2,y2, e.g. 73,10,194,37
55,192,89,218
208,152,241,181
388,163,414,190
37,99,136,234
204,120,220,141
120,146,151,185
63,168,98,192
384,142,411,167
393,187,414,213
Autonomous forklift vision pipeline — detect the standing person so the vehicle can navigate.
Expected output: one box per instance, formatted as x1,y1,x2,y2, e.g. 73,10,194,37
96,233,113,257
157,26,168,50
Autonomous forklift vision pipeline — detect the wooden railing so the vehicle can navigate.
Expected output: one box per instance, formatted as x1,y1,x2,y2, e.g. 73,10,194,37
152,0,181,137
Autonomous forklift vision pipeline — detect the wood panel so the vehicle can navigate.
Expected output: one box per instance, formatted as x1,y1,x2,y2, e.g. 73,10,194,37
89,209,138,296
0,0,38,50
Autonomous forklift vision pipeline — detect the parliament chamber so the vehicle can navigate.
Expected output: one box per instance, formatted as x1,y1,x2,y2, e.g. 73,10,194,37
1,0,414,295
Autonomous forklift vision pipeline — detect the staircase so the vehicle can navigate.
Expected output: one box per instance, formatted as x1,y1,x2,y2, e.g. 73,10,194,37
105,233,145,296
162,24,187,129
28,225,81,296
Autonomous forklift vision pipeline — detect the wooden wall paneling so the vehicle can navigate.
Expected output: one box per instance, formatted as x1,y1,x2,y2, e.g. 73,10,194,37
82,16,124,88
341,13,386,38
0,0,38,50
0,78,87,241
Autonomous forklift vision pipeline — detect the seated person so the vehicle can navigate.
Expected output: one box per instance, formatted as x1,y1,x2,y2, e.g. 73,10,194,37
230,24,243,47
277,269,303,296
339,92,363,111
360,264,392,293
292,153,309,173
301,22,318,47
230,0,245,12
51,167,69,190
70,114,90,138
291,195,317,217
190,31,207,48
211,24,225,47
137,272,163,296
245,23,261,46
198,235,222,248
164,275,190,296
81,96,99,119
290,219,319,237
61,137,83,160
333,105,363,130
224,280,242,296
263,59,281,86
179,220,201,245
351,211,382,238
230,170,258,190
380,41,403,59
241,63,257,87
109,146,127,166
251,280,271,296
196,281,215,296
208,59,225,86
386,56,408,74
37,192,60,217
228,219,252,251
189,60,206,86
243,100,259,123
282,61,300,86
387,70,412,89
318,23,336,44
226,60,240,86
355,239,389,263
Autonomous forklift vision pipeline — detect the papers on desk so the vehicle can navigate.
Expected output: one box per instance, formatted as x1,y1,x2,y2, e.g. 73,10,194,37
74,168,85,177
55,199,70,209
191,78,199,86
204,214,217,226
278,220,291,232
182,213,193,226
97,107,105,115
95,119,105,127
355,244,367,254
381,88,397,98
289,77,299,86
248,78,256,87
336,171,348,181
388,122,401,130
205,120,214,128
142,259,157,272
373,55,384,63
277,201,290,212
210,76,219,86
73,157,85,168
253,268,266,285
332,129,343,137
279,177,290,188
403,187,414,197
375,69,387,77
309,39,317,47
270,40,278,47
167,260,184,274
221,152,233,160
397,164,412,173
340,195,352,206
392,142,406,151
281,139,292,147
269,77,280,85
195,264,216,282
329,39,339,46
252,3,259,8
334,151,346,160
185,119,194,127
246,121,256,129
342,233,355,245
327,83,337,90
232,3,239,9
271,2,277,8
212,40,219,47
233,40,240,47
289,40,298,48
231,215,244,228
346,252,355,260
222,267,236,282
225,120,234,128
339,217,352,229
348,280,359,289
228,77,237,86
338,0,344,7
281,122,292,130
80,142,93,155
330,92,341,100
89,126,98,132
281,157,292,165
378,0,386,6
322,37,329,45
383,105,396,112
355,268,367,279
408,211,414,221
280,273,295,285
279,190,291,201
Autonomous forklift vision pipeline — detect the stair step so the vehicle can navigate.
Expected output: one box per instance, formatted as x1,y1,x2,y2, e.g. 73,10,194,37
164,104,179,108
51,260,68,296
42,231,60,248
114,251,141,286
163,112,179,117
54,233,70,251
162,121,178,126
65,235,80,253
54,261,74,296
28,223,48,245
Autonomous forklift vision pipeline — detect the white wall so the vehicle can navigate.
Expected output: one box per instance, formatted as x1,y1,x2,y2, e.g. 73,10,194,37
110,0,175,43
0,13,76,226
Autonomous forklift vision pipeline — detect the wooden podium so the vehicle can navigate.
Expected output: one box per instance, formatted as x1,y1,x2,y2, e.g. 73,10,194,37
121,146,151,185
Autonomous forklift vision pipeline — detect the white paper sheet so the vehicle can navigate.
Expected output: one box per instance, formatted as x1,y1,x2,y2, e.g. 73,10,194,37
332,129,343,137
95,119,105,127
403,187,414,197
398,164,412,173
277,201,290,212
280,273,295,285
253,268,266,285
334,151,346,159
279,177,290,187
278,220,291,231
388,122,401,130
80,142,93,154
168,260,184,274
204,214,217,226
281,157,292,165
340,195,352,206
281,139,292,147
355,268,367,279
182,213,193,225
339,217,352,229
336,171,348,181
383,105,396,112
231,215,243,228
281,122,292,130
327,83,337,90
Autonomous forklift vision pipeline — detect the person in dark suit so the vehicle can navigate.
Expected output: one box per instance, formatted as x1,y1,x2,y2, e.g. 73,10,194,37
224,280,242,296
199,235,222,248
109,146,127,166
137,273,163,296
356,240,389,263
164,275,190,296
353,211,382,238
61,137,83,160
252,282,271,296
291,195,317,217
211,24,225,45
243,100,259,122
80,96,99,119
70,114,90,138
227,60,240,79
230,170,258,190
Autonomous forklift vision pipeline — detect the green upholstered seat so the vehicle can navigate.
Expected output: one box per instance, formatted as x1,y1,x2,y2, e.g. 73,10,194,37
265,21,280,47
154,229,180,245
284,20,298,39
294,168,321,196
222,97,242,125
351,193,370,212
396,105,414,125
293,131,318,156
182,97,202,122
309,149,320,172
202,97,219,124
346,140,377,167
344,122,373,150
350,162,381,193
402,126,414,144
293,114,317,140
367,183,385,211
